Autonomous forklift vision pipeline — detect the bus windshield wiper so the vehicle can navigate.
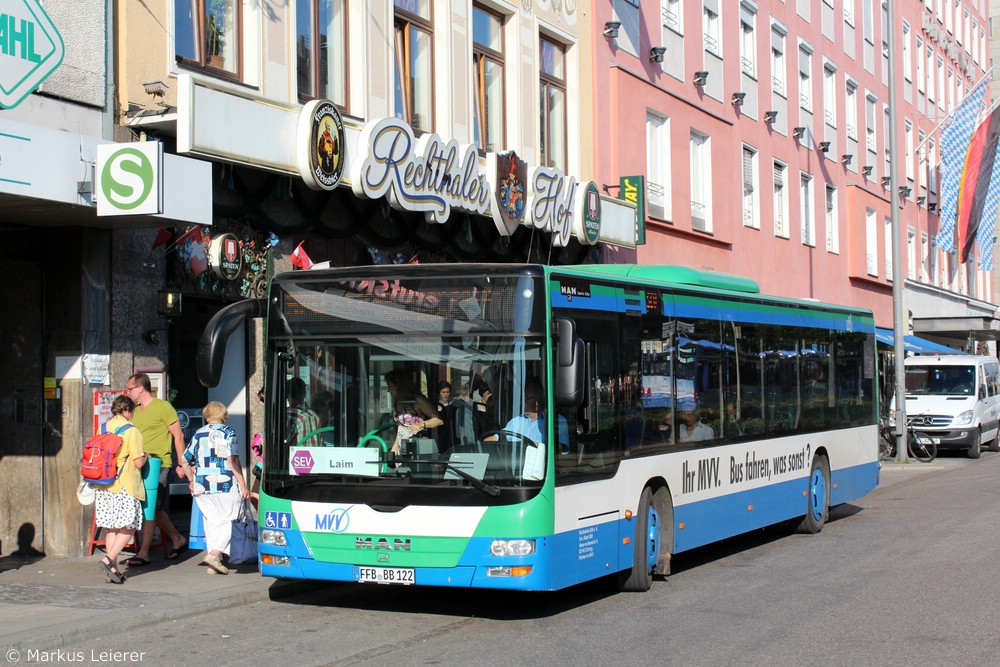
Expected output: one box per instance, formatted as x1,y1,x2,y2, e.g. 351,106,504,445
394,457,501,497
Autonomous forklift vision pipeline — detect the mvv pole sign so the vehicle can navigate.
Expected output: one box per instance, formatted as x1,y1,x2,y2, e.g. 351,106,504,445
0,0,65,109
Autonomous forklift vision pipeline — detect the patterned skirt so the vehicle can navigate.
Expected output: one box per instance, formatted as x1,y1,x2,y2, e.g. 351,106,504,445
94,489,142,530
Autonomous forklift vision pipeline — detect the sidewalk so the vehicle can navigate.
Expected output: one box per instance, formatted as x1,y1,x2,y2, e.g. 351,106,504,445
0,546,312,654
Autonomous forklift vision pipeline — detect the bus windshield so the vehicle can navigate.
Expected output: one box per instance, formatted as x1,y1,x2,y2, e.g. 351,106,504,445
264,271,551,498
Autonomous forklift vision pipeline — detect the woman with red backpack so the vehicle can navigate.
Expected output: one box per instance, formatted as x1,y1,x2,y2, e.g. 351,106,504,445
94,394,147,584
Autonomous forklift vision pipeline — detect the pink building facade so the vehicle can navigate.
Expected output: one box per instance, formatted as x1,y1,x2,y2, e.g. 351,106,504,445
585,0,997,349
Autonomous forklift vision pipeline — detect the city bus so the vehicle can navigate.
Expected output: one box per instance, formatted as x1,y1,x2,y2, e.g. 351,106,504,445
197,263,879,592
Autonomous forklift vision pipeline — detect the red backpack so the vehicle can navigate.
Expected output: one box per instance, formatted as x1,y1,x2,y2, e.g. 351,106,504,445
81,424,133,486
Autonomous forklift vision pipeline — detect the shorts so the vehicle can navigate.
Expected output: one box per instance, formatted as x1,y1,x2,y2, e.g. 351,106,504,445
153,468,170,514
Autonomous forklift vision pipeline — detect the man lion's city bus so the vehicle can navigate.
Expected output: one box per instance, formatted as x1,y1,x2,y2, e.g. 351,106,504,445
197,263,879,592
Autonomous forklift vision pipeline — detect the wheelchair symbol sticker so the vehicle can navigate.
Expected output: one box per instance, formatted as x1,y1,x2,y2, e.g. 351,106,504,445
265,511,291,529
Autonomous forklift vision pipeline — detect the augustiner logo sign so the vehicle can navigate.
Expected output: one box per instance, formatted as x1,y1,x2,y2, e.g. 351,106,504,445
297,99,345,191
0,0,65,109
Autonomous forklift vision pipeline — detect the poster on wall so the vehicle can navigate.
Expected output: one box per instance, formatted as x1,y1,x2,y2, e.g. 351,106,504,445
92,389,125,436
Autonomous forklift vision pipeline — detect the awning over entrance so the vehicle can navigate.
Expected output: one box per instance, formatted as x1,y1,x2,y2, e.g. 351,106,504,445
875,328,966,354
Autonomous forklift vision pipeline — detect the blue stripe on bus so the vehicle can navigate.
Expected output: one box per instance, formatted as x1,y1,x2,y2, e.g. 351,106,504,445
673,302,873,332
550,292,621,312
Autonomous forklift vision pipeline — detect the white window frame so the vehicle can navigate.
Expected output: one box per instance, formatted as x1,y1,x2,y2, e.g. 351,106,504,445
704,6,721,57
846,81,858,139
823,62,836,127
774,160,789,239
740,6,757,77
646,112,672,221
866,208,878,276
690,130,713,232
800,172,815,247
771,24,786,96
826,184,839,254
798,42,813,112
662,0,682,34
742,144,760,229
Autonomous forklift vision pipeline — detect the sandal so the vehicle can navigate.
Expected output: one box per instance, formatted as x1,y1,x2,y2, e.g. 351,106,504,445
125,556,149,567
99,557,125,584
166,541,189,560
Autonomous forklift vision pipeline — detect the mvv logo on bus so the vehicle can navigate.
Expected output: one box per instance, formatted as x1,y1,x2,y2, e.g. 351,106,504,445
0,1,65,109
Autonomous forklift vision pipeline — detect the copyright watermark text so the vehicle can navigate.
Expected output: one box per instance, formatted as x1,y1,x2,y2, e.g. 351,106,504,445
5,648,146,663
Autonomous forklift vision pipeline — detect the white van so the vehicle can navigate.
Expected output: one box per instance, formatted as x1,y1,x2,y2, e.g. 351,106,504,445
899,355,1000,459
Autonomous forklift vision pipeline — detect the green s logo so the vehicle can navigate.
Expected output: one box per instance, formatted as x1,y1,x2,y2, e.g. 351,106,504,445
100,147,153,210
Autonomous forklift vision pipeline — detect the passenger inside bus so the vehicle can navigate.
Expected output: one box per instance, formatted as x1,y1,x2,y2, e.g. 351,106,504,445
384,369,443,455
676,397,714,442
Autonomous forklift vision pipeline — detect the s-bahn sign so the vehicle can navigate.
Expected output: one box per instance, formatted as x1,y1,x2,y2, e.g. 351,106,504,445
0,0,65,109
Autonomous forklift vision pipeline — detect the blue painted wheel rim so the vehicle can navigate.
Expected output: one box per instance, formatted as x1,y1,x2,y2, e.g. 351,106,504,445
646,506,660,572
809,468,827,521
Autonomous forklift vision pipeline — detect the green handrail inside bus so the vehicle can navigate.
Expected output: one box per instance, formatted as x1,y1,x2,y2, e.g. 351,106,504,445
357,423,394,452
294,426,336,448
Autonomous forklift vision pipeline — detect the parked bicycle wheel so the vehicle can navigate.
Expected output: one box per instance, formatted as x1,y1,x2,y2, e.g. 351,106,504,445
879,423,896,461
907,429,937,463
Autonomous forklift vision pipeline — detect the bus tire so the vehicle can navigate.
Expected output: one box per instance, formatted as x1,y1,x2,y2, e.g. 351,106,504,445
796,455,830,534
619,486,659,592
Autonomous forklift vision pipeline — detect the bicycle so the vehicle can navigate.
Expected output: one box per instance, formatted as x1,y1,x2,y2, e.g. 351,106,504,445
879,417,937,462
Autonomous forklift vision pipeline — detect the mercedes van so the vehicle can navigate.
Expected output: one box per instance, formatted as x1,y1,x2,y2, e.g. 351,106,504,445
899,355,1000,459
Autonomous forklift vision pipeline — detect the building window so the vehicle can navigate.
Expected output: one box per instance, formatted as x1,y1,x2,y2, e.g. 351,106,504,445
740,7,756,77
175,0,241,76
800,173,815,247
662,0,682,33
394,1,433,133
916,36,924,94
703,7,721,56
884,216,893,280
774,160,789,239
921,233,930,282
690,131,712,232
865,93,877,160
907,228,917,280
905,120,914,182
771,27,785,95
826,185,838,253
926,46,935,105
647,112,671,221
296,0,347,106
902,22,911,81
866,208,877,276
798,45,812,111
539,36,567,170
473,5,504,153
846,82,857,139
742,144,759,229
823,63,836,126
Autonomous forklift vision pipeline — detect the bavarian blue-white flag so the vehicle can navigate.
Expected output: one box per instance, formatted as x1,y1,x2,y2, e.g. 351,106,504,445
976,143,1000,270
936,79,989,253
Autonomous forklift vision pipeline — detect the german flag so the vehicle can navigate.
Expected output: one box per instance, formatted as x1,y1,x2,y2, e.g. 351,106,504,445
957,105,1000,263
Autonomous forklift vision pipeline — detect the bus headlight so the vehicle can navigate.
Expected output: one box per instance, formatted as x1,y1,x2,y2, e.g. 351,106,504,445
261,529,287,546
490,539,535,556
953,410,974,426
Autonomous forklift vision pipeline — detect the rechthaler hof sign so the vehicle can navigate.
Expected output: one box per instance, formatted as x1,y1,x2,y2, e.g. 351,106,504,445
0,0,64,109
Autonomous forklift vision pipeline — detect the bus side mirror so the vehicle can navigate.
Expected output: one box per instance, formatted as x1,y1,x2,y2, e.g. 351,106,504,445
197,298,267,387
554,317,584,407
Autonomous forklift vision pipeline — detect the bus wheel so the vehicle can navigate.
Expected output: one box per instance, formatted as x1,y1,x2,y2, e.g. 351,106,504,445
796,455,830,534
619,487,659,592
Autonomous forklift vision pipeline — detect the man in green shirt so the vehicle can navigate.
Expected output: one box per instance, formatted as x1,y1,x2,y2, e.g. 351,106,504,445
124,372,190,566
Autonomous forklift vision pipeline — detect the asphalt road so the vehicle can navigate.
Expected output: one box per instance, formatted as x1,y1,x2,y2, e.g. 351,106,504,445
63,453,1000,667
